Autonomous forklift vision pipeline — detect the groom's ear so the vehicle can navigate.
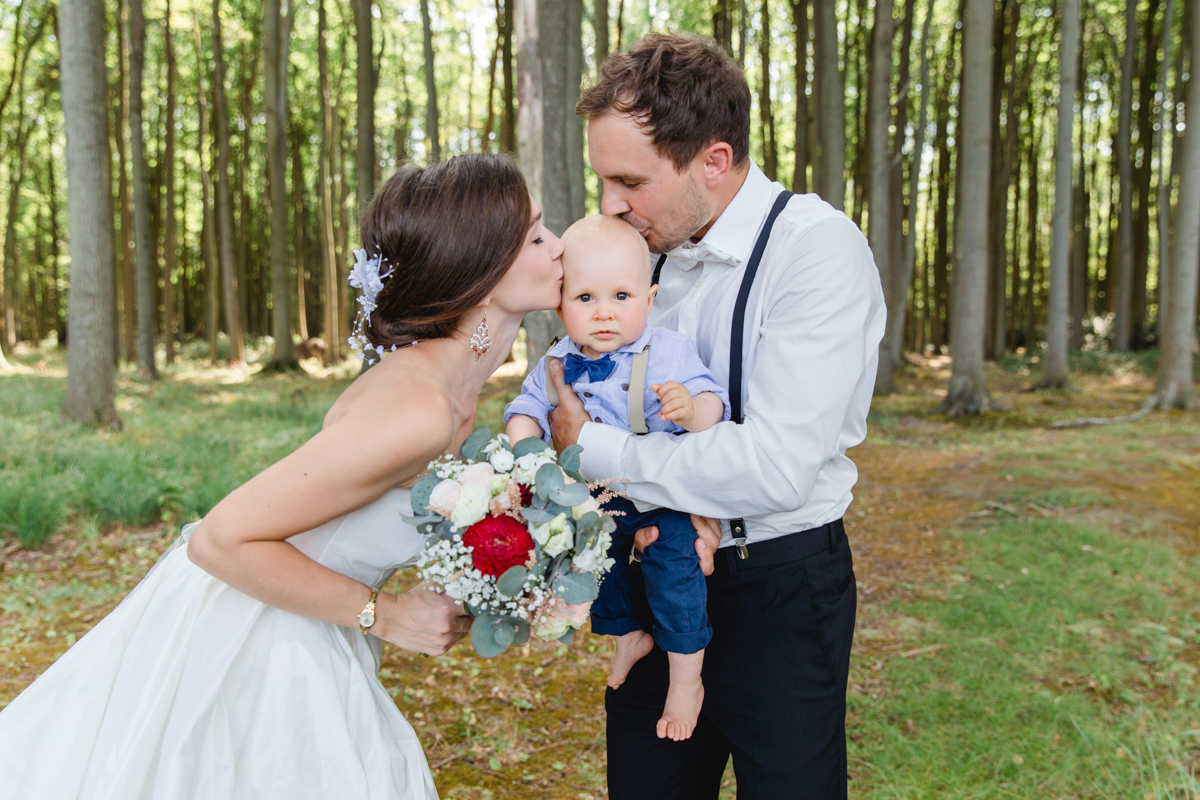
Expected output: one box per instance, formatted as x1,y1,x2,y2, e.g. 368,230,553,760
699,142,735,189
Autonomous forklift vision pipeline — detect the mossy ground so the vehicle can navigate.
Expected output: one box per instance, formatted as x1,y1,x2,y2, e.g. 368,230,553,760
2,342,1198,798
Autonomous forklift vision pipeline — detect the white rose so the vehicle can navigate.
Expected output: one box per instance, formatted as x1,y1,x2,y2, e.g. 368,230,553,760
450,482,491,529
482,433,510,456
534,615,572,641
512,452,555,485
542,528,573,557
488,475,510,497
459,462,496,487
570,495,602,521
572,529,612,571
531,512,570,547
427,479,462,516
488,447,515,473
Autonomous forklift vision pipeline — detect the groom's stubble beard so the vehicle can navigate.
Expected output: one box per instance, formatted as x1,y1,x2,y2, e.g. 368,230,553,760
624,174,713,255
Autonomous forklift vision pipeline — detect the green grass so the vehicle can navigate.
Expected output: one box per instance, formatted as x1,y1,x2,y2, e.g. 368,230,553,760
850,518,1200,798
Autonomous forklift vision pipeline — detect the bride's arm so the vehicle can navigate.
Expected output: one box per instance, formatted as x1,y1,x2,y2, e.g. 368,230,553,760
187,397,471,655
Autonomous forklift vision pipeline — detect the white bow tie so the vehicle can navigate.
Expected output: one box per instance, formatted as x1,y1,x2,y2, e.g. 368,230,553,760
668,242,737,271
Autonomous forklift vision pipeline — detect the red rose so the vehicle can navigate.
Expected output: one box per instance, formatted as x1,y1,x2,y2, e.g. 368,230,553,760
462,514,534,578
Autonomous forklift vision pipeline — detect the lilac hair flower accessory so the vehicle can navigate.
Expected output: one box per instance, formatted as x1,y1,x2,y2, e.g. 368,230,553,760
348,248,408,364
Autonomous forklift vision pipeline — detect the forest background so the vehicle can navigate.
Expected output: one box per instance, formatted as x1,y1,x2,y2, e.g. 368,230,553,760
1,0,1200,797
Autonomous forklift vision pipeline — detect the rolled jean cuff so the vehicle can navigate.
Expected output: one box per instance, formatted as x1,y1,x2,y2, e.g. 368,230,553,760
590,612,648,638
652,623,712,655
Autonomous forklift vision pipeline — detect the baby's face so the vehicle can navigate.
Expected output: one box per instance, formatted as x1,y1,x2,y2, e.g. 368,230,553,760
559,247,654,358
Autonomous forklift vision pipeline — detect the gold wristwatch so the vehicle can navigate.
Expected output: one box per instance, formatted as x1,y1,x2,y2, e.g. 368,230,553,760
358,589,378,635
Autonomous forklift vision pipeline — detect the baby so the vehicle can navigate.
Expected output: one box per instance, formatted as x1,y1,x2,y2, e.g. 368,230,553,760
505,215,730,741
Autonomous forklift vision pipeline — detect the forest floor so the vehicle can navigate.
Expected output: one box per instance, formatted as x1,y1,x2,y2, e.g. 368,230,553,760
1,342,1198,799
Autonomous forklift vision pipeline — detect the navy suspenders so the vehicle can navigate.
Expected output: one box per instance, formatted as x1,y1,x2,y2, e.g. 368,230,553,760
652,190,794,559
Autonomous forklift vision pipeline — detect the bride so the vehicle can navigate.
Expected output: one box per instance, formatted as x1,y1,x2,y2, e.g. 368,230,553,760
0,154,564,799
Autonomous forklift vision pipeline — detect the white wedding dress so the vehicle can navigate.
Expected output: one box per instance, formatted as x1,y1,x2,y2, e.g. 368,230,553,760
0,488,439,800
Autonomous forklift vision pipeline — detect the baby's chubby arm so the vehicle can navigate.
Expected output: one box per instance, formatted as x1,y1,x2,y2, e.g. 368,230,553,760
505,414,548,444
651,382,726,432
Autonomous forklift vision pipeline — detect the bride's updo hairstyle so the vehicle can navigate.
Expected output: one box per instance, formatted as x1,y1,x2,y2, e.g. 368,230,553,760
360,154,531,349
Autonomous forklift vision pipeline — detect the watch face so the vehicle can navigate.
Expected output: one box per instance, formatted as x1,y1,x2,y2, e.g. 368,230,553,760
359,609,375,628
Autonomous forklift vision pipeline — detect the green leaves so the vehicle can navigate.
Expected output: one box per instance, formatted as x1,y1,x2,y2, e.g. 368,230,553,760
512,437,552,458
459,428,493,461
558,444,583,473
550,482,590,506
497,565,529,597
535,463,565,500
470,613,530,658
550,571,598,604
409,470,441,517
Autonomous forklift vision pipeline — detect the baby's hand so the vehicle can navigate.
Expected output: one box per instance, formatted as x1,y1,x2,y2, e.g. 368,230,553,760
651,381,696,426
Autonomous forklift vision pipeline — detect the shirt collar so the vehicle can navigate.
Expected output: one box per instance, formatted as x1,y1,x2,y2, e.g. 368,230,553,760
561,325,652,359
666,161,775,269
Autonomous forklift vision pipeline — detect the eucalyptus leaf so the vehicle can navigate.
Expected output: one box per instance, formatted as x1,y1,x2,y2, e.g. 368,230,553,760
558,444,583,473
493,620,516,648
533,557,553,577
497,565,529,597
577,511,600,532
551,571,599,604
465,602,483,618
471,614,509,658
535,464,565,500
512,620,531,646
512,437,552,458
549,482,590,507
459,428,492,461
410,471,442,516
557,628,576,645
520,505,556,524
599,516,617,534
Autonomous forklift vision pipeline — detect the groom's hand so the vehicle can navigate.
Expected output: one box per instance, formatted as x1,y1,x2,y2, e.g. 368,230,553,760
633,516,721,576
546,358,589,452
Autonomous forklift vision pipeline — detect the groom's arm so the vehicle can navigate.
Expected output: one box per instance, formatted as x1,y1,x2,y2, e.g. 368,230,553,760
560,215,885,520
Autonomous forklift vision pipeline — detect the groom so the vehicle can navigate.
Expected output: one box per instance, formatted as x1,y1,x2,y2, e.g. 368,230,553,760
546,32,886,800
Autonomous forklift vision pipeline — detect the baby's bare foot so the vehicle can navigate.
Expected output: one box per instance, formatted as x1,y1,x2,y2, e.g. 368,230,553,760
656,678,704,741
607,631,655,690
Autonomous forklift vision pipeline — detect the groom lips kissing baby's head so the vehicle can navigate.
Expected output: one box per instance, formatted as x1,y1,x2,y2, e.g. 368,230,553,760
556,215,657,360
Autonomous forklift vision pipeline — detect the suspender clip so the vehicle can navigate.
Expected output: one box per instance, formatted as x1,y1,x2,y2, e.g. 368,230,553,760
731,519,749,559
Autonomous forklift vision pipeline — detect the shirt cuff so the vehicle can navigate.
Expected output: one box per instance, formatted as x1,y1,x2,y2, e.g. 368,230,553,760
577,422,631,484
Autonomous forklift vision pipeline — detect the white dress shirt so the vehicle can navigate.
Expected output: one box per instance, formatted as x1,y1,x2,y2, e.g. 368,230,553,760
577,162,887,548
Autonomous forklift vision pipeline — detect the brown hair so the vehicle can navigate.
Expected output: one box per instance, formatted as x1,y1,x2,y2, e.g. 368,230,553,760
575,32,751,172
359,154,531,349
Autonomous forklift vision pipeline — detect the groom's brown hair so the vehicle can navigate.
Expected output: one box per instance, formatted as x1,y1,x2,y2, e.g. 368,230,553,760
576,32,751,172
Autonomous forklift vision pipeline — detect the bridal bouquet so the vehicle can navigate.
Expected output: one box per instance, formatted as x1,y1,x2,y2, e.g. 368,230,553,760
404,430,617,658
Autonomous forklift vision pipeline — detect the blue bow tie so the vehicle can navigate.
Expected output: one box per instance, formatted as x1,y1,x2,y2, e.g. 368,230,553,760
563,353,616,384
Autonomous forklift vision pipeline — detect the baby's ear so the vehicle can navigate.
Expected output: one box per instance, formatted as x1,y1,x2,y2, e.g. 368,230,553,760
555,305,564,322
647,284,658,311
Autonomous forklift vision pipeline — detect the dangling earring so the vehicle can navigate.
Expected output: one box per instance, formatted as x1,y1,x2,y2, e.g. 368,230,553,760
470,304,492,360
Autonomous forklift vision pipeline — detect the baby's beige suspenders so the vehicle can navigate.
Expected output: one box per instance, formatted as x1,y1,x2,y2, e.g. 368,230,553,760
544,345,651,434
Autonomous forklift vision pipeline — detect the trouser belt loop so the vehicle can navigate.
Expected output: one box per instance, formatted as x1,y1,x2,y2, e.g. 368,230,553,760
724,545,740,578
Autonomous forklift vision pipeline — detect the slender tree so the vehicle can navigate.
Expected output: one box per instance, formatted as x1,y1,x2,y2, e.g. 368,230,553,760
60,0,120,427
813,0,846,209
211,0,244,364
941,0,998,414
790,0,809,193
759,0,778,181
420,0,440,162
867,0,896,392
356,0,375,212
1113,0,1137,351
264,0,298,370
129,0,157,377
1156,0,1176,323
1152,0,1199,408
318,0,340,364
162,0,178,364
1042,0,1079,387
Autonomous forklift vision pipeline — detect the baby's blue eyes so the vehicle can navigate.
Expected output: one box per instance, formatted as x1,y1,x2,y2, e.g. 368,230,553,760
575,293,630,302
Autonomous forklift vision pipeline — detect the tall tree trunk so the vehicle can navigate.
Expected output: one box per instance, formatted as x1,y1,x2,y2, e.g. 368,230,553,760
615,0,624,49
265,0,297,369
1024,98,1041,348
595,0,609,65
291,128,309,341
1069,44,1088,351
129,0,158,378
813,0,845,209
116,0,136,362
890,0,936,366
212,0,244,363
1156,0,1176,331
790,0,809,193
1131,0,1162,346
527,0,579,366
318,0,340,364
1153,0,1199,408
941,0,997,414
420,0,440,162
1113,0,1138,351
356,0,375,213
516,0,542,201
502,0,516,153
60,0,121,428
193,17,219,362
163,0,177,364
759,0,778,181
867,0,895,393
931,24,957,350
1042,0,1078,387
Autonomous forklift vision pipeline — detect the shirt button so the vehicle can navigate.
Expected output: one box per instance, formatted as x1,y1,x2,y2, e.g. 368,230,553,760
621,383,630,391
583,391,593,397
593,416,602,423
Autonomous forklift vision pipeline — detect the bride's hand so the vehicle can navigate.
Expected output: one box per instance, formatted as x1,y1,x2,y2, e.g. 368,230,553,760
375,581,473,656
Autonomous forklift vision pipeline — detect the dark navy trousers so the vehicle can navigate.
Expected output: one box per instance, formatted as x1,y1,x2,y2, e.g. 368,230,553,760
605,519,857,800
590,495,711,655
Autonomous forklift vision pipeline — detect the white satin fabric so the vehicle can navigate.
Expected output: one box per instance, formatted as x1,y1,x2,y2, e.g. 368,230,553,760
0,489,438,800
